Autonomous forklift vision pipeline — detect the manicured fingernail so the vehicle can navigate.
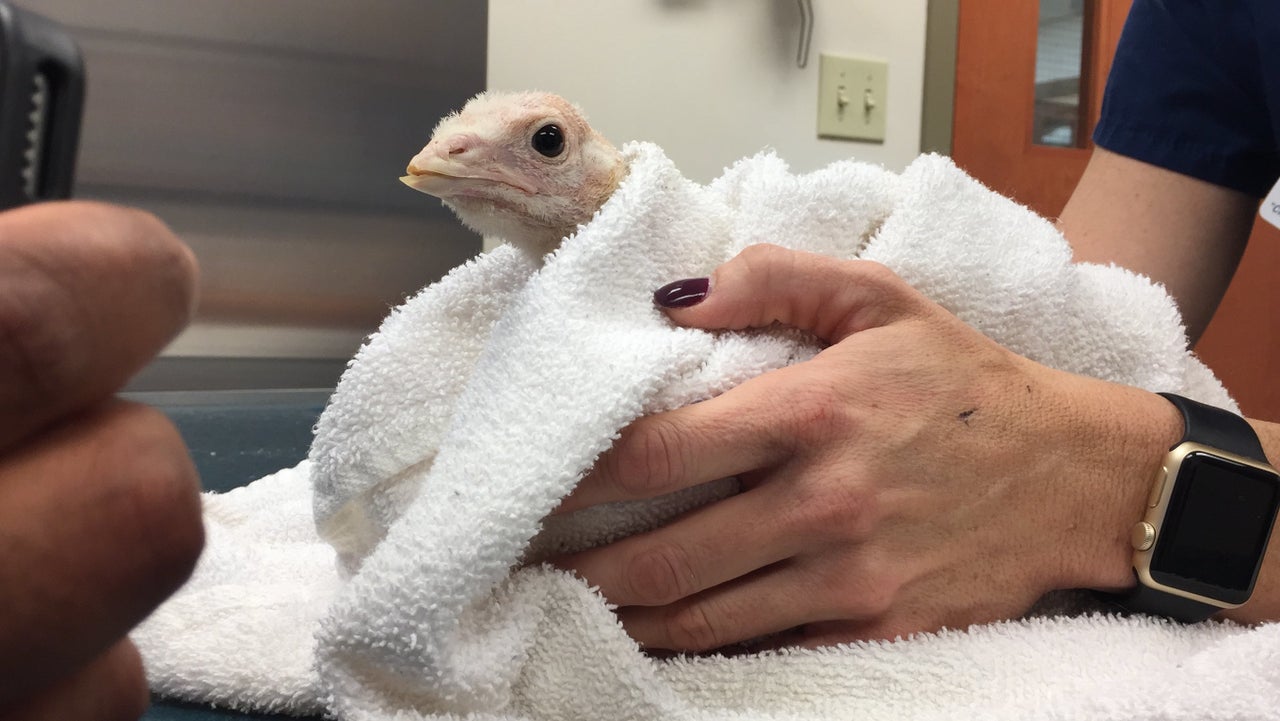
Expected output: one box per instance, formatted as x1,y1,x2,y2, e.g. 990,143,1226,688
653,277,710,308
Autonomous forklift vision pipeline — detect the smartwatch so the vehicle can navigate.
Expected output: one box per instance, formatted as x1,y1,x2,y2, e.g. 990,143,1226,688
1111,393,1280,621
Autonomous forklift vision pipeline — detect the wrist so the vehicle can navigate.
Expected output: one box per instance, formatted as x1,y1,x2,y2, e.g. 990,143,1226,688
1042,373,1183,593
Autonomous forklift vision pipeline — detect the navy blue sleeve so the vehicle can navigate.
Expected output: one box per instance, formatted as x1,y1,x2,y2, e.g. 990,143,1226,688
1093,0,1280,198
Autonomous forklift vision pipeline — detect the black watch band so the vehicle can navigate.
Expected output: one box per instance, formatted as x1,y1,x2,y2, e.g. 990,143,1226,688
1110,393,1265,622
1112,583,1218,621
1157,393,1267,461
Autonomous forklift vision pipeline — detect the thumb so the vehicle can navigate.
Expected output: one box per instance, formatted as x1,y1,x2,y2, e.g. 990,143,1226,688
653,244,922,343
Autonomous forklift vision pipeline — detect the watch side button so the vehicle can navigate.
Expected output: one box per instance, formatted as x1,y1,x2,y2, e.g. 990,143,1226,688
1131,521,1156,551
1147,466,1168,508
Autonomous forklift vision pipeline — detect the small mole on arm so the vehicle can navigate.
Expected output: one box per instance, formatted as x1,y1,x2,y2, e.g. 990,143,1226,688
958,408,977,425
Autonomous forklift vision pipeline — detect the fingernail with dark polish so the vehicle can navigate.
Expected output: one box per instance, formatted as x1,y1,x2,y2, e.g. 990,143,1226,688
653,277,710,308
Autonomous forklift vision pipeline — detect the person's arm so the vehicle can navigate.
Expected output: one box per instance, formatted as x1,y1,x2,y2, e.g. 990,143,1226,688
1057,147,1260,343
0,201,204,720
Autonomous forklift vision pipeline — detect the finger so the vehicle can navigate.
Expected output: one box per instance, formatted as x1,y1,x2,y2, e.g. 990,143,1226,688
0,400,203,703
4,640,148,721
561,481,803,608
557,364,821,513
0,201,198,451
652,244,925,343
617,563,843,653
788,618,926,648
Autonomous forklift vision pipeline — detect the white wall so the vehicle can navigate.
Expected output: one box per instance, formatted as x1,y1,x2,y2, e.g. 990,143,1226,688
488,0,928,185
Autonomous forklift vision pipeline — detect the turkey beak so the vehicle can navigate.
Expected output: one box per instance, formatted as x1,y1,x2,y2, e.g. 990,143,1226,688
400,139,538,197
400,148,457,197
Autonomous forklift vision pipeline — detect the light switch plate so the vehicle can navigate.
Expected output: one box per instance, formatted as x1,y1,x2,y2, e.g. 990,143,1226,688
817,54,888,142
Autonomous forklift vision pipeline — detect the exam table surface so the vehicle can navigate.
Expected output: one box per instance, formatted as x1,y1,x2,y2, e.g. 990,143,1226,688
133,390,330,721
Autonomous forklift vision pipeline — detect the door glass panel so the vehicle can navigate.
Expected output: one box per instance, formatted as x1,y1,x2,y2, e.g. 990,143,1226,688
1034,0,1086,147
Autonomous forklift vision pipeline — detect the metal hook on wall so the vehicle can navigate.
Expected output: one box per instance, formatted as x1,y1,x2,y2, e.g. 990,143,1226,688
796,0,814,69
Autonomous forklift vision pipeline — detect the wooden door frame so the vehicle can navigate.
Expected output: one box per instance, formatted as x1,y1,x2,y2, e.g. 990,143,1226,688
920,0,1128,168
921,0,959,157
926,0,1280,420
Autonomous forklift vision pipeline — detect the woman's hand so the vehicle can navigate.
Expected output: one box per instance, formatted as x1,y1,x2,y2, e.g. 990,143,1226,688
558,244,1180,652
0,202,204,720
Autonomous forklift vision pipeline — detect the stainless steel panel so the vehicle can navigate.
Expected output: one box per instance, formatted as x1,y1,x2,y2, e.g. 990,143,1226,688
15,1,486,388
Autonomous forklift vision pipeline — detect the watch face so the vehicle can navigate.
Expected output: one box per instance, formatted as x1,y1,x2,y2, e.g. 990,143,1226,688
1149,451,1280,604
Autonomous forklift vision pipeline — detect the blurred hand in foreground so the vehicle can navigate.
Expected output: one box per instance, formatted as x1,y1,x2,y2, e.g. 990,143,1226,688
0,202,204,720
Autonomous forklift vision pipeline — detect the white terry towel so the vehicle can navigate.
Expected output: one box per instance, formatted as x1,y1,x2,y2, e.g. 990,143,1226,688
133,143,1279,721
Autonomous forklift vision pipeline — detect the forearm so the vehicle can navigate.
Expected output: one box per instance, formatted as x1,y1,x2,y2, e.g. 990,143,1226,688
1058,148,1258,343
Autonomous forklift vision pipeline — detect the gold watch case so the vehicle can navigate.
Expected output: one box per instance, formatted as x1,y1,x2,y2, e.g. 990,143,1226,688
1132,441,1280,609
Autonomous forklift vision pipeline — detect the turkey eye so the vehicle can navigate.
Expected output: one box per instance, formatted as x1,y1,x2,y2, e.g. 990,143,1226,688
532,124,565,158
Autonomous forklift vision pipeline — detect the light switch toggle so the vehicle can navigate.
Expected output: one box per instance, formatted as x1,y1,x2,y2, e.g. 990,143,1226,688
834,85,876,119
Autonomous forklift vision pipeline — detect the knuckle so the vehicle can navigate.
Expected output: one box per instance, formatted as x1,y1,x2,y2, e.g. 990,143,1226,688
133,210,199,309
663,603,725,652
839,571,900,618
785,383,855,449
610,419,688,498
814,555,900,618
850,259,902,289
787,479,877,542
0,275,84,401
0,203,198,407
5,640,149,721
736,242,791,268
847,260,919,320
104,642,150,721
98,403,205,590
69,203,197,319
735,243,794,284
624,543,697,606
108,206,198,321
